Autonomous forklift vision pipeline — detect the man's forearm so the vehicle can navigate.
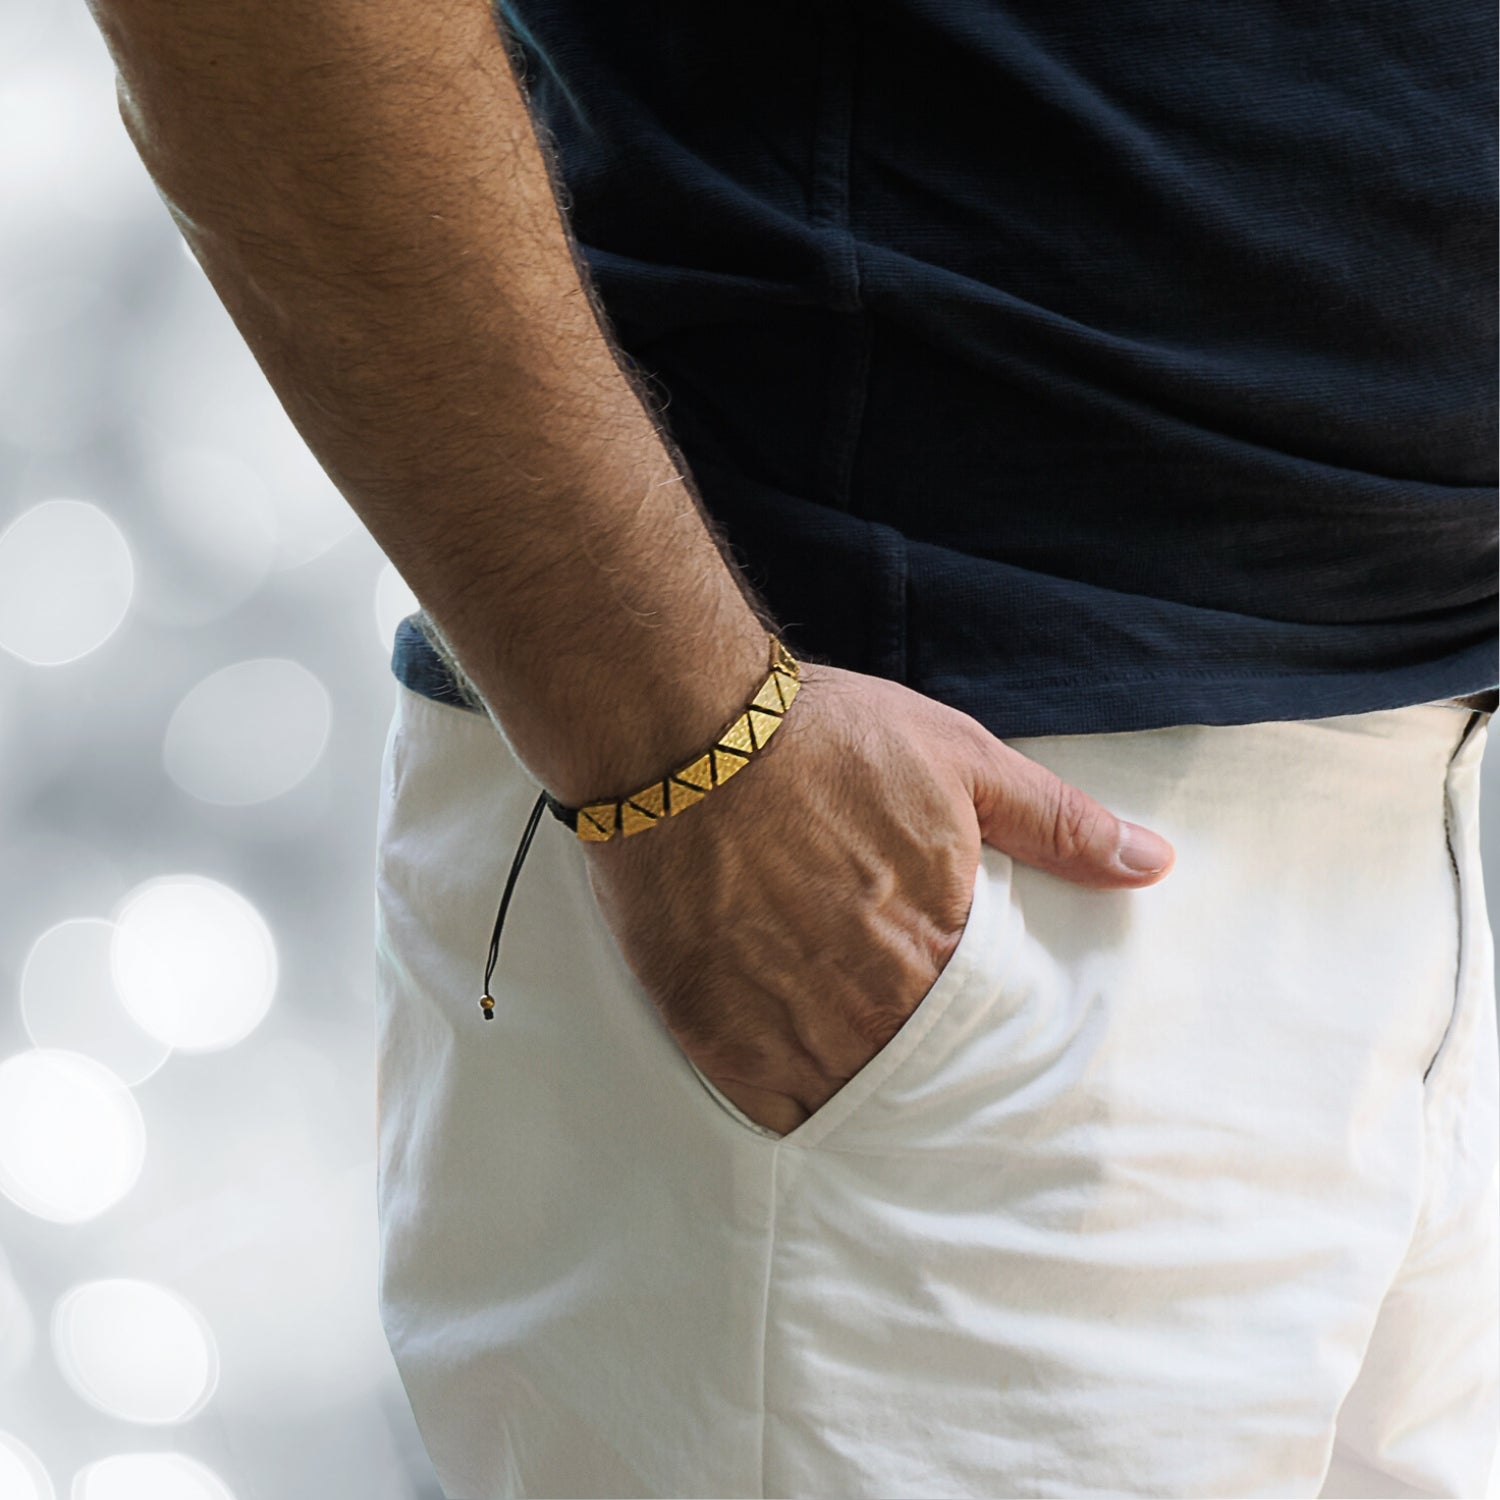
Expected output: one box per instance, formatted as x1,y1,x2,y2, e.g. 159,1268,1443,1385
86,0,775,805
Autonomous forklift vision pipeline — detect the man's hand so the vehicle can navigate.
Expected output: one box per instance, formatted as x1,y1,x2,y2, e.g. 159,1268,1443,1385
80,0,1175,1131
584,661,1175,1137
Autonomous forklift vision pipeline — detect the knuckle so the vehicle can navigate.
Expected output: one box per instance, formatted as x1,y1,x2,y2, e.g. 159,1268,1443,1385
694,1030,772,1085
666,974,750,1057
1049,781,1104,861
845,997,909,1052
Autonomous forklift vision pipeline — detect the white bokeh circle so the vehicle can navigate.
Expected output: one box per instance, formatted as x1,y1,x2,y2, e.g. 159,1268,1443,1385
20,919,171,1086
52,1279,219,1425
0,0,57,80
0,62,85,208
374,562,419,652
0,500,132,665
162,660,331,806
134,447,277,629
0,1050,145,1224
70,1452,234,1500
0,52,157,228
0,1431,54,1500
111,877,277,1051
133,291,359,571
184,1155,393,1419
0,1241,35,1383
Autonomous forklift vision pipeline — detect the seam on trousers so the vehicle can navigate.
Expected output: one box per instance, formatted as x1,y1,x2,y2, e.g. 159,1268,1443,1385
1427,780,1461,1085
757,1143,784,1500
1424,709,1484,1085
1321,709,1485,1493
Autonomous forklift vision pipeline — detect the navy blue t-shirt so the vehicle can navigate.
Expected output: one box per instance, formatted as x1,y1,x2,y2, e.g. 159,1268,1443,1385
393,0,1498,737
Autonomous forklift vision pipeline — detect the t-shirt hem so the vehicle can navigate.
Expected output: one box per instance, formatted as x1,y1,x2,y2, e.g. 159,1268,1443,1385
391,612,1495,739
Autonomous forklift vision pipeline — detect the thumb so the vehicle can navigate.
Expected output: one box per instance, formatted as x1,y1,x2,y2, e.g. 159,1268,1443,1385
966,731,1175,889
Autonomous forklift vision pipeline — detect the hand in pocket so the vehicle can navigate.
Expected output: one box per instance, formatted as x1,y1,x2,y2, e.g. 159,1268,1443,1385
582,662,1174,1136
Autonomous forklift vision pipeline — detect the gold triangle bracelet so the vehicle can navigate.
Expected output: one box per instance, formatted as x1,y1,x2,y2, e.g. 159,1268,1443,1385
478,632,802,1020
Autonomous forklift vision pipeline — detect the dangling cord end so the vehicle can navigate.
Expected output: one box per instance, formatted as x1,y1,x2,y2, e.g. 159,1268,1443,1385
479,787,550,1021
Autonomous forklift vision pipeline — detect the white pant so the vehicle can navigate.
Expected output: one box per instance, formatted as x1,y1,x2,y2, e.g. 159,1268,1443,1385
372,684,1499,1499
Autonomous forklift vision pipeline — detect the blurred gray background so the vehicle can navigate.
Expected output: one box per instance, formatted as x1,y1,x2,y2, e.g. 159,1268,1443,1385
0,4,1494,1499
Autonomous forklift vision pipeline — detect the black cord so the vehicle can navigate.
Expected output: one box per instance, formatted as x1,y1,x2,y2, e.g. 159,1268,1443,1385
479,787,551,1018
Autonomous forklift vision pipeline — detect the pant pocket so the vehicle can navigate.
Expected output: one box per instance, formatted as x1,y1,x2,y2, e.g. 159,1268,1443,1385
681,843,1025,1152
1423,711,1492,1095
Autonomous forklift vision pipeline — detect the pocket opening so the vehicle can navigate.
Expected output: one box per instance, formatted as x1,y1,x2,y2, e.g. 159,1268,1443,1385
677,851,1000,1149
1422,710,1488,1090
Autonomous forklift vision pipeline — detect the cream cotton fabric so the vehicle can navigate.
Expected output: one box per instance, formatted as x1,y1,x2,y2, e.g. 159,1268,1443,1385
373,685,1497,1499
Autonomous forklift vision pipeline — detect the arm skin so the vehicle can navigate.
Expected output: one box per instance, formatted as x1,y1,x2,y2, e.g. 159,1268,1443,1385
84,0,775,808
83,0,1175,1134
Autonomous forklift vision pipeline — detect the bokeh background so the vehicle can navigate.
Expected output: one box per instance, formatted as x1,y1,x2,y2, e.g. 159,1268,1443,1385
0,4,1495,1499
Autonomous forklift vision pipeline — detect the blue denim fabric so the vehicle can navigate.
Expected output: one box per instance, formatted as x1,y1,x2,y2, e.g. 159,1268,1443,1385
391,615,483,713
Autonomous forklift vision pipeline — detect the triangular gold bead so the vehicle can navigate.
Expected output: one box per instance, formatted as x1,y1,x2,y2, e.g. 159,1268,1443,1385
579,805,616,841
719,715,755,755
630,782,667,818
751,677,787,715
747,704,782,743
667,777,707,810
677,753,714,791
712,746,749,784
620,800,657,836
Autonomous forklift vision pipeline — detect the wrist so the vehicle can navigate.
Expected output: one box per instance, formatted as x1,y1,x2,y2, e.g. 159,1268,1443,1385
509,610,780,810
